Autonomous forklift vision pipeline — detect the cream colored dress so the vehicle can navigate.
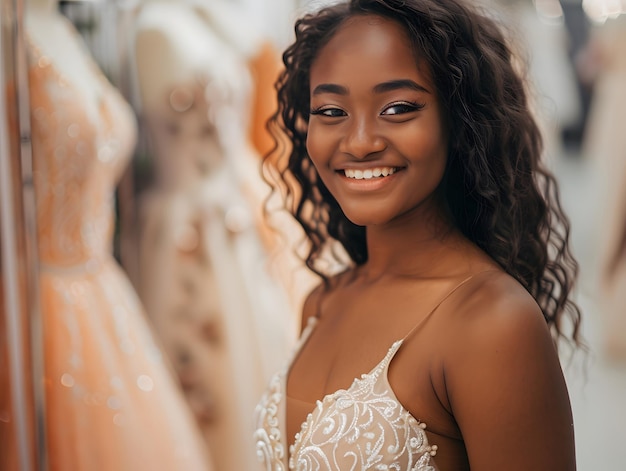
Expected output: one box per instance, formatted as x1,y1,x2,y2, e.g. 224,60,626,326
254,317,439,471
130,6,308,469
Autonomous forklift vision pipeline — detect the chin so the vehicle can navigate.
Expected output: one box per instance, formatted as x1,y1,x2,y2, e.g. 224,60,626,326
337,198,404,226
342,210,392,228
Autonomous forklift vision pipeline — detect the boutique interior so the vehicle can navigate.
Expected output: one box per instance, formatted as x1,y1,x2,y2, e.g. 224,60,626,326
1,0,625,470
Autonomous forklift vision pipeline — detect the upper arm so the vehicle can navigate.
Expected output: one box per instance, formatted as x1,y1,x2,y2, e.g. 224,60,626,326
445,290,576,470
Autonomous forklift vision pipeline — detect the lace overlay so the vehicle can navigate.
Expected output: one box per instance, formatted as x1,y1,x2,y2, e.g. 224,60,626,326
289,340,436,471
254,319,438,471
255,372,287,470
255,318,318,470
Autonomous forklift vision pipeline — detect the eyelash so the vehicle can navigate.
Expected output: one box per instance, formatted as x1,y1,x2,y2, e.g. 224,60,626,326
309,101,425,117
309,107,345,117
382,101,425,115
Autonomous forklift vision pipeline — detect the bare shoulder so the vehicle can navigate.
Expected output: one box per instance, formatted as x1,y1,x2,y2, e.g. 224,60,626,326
442,269,559,390
437,270,575,469
446,269,551,349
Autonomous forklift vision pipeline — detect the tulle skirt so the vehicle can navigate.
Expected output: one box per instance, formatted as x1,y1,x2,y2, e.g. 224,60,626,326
38,257,211,470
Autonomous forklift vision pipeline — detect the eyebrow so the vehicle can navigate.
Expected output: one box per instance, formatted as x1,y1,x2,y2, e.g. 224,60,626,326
311,79,430,96
373,79,430,94
311,83,348,96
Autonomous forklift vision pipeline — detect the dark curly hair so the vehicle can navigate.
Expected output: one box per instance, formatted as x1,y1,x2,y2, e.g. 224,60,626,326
263,0,582,346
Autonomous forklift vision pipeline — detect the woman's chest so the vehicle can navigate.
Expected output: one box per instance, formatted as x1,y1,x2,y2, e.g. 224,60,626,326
287,344,469,470
287,291,437,401
287,338,439,470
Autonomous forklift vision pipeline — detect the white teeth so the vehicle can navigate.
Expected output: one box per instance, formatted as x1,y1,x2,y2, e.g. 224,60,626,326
344,167,396,180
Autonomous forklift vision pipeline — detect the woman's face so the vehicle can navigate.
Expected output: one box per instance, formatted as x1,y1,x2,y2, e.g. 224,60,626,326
306,14,448,228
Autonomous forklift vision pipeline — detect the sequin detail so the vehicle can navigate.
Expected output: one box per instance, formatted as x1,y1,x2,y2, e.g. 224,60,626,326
18,27,210,470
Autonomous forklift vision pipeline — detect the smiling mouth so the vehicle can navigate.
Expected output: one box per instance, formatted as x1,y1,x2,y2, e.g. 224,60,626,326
343,167,398,180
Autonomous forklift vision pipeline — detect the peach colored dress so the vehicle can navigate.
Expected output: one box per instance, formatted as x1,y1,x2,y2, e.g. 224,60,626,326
24,38,211,470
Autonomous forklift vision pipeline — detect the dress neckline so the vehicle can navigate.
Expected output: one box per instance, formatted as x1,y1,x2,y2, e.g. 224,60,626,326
25,26,113,130
279,271,498,469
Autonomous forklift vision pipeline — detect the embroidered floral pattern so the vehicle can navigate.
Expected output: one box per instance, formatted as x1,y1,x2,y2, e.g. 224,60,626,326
288,340,437,471
255,372,287,471
255,331,438,471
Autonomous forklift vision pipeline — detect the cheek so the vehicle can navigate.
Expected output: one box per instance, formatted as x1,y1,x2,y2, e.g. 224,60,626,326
305,125,333,171
398,128,446,161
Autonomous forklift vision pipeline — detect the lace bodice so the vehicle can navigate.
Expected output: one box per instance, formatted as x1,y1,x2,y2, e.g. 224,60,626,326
254,317,438,471
27,36,137,268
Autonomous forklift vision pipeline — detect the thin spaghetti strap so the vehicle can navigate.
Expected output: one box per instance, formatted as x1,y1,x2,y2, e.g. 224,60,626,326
401,270,498,343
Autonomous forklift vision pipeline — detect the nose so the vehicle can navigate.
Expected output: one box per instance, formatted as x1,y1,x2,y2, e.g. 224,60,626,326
339,115,386,159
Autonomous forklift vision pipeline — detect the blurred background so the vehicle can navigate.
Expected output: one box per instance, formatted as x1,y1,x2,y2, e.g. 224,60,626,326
1,0,625,469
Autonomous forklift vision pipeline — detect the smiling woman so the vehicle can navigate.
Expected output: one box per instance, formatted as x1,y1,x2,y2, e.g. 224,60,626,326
306,15,446,228
254,0,583,470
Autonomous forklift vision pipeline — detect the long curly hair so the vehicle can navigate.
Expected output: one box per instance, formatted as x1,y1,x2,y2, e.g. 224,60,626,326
263,0,582,346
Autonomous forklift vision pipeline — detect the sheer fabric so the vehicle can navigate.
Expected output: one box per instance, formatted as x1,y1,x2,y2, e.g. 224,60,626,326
22,35,210,470
254,317,438,471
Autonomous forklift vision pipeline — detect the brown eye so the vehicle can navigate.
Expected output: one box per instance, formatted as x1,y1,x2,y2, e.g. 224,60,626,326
310,107,346,117
381,101,424,116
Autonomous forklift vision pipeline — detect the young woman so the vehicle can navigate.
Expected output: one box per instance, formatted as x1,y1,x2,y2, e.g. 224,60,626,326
255,0,582,469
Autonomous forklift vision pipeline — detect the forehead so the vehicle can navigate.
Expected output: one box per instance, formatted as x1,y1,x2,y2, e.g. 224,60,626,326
310,14,432,89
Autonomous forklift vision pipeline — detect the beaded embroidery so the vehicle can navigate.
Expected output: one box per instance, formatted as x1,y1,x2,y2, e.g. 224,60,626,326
254,326,438,471
18,26,209,470
254,372,287,470
288,340,436,471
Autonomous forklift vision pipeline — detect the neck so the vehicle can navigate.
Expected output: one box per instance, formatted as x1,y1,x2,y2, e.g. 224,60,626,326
360,203,468,281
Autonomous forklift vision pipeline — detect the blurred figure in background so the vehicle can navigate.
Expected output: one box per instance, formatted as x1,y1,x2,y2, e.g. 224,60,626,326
559,0,594,150
483,0,584,162
581,14,626,361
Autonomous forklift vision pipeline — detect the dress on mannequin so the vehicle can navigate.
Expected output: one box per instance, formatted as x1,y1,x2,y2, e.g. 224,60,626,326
190,0,283,158
19,2,212,469
132,3,297,470
188,0,319,311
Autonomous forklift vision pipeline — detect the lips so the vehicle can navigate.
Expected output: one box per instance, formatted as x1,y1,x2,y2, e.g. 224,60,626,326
343,166,398,180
